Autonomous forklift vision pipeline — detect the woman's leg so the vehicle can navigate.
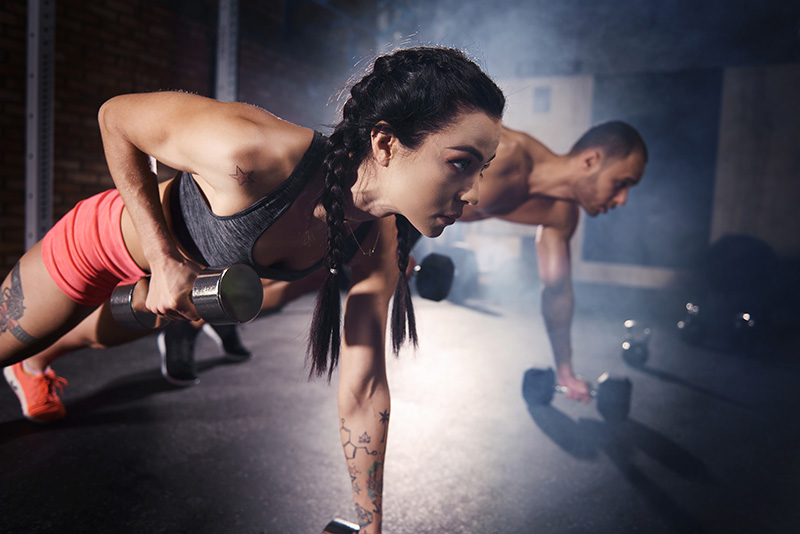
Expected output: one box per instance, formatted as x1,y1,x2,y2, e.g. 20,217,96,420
1,241,97,422
25,300,157,372
2,239,159,421
0,241,96,367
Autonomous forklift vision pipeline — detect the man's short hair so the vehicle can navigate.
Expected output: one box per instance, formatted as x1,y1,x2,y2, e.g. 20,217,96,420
569,121,648,162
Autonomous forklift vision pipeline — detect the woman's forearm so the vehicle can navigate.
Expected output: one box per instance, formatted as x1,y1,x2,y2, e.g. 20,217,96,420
338,383,390,534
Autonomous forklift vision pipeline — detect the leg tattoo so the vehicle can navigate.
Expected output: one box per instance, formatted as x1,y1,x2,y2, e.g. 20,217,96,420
0,263,39,345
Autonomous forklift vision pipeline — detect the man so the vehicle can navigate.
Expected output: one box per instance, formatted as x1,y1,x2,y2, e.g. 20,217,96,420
455,121,647,401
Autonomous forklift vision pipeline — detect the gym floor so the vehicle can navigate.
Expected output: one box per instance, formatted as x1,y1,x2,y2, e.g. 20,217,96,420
1,287,799,534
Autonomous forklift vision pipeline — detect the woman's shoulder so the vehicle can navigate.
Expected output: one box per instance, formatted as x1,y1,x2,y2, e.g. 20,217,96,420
220,105,317,173
202,105,319,194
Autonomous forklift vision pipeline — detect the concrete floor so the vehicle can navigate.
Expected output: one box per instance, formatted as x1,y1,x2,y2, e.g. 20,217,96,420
1,289,799,533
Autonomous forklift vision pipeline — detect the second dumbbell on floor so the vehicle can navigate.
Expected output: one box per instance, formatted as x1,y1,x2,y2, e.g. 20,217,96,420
522,367,632,422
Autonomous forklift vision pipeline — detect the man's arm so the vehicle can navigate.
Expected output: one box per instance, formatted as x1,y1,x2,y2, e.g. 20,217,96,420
535,223,591,402
337,219,398,534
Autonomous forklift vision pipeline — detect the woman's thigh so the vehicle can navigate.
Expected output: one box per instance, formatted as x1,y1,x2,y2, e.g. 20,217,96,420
0,241,96,366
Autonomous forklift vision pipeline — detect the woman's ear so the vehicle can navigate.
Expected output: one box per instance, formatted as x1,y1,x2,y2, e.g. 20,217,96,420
370,121,396,167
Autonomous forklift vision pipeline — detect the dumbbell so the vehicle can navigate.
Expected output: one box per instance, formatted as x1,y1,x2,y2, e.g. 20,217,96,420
621,319,651,367
522,367,632,422
677,302,705,345
321,518,360,533
414,253,455,301
413,246,480,303
110,264,263,329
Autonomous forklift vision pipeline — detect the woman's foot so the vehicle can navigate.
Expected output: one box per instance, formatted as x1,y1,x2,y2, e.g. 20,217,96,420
4,362,68,423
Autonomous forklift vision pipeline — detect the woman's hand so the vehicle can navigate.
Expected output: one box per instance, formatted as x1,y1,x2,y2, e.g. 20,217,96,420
145,257,203,322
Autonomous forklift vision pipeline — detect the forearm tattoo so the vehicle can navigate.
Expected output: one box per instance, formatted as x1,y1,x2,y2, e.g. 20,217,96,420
341,411,389,530
0,263,38,345
228,166,254,185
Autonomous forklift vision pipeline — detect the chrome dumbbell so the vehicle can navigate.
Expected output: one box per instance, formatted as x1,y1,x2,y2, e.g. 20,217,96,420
110,264,263,329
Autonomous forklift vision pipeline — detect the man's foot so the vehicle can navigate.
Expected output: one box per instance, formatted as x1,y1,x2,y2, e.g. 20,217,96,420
202,324,252,362
157,322,200,386
4,362,68,423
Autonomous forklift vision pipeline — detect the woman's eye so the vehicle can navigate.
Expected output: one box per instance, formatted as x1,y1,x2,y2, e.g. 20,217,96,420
452,160,470,172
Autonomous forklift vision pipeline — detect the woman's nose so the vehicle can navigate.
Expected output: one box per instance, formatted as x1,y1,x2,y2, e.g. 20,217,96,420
461,177,480,206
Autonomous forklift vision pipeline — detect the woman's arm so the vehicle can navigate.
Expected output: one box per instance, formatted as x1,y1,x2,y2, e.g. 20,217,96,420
97,91,310,320
337,218,399,534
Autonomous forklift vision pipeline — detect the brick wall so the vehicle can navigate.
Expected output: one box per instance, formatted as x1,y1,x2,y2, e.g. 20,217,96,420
0,1,27,278
0,0,374,280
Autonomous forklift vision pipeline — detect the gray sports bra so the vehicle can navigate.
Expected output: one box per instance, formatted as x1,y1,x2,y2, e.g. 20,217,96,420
169,131,374,281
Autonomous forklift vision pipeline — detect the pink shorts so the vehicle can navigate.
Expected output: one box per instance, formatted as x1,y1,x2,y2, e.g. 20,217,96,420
42,189,146,307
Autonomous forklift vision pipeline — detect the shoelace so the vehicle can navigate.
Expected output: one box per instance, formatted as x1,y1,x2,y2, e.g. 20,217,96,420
42,373,68,401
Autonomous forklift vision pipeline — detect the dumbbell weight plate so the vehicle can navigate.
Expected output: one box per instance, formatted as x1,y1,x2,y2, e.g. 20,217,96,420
321,518,360,534
109,277,159,330
522,368,557,405
595,373,632,422
192,264,262,324
414,253,455,302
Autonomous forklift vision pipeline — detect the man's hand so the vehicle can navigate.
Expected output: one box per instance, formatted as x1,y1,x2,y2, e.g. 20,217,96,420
557,371,591,403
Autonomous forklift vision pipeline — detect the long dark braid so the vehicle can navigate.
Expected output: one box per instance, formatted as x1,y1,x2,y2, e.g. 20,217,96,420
307,130,349,380
391,215,418,353
307,46,506,380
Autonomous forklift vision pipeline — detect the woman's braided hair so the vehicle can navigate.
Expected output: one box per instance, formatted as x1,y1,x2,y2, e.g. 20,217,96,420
308,46,505,380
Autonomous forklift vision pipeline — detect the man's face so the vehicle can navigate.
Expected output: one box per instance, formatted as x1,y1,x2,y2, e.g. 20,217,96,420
576,150,646,216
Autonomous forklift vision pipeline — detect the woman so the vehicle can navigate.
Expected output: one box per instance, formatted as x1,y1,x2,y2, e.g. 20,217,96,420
1,46,504,532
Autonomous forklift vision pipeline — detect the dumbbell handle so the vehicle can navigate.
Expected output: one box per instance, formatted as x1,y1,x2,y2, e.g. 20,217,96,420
555,383,598,398
111,264,262,329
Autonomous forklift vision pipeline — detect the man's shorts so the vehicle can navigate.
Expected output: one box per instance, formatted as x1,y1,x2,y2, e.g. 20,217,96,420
42,189,146,307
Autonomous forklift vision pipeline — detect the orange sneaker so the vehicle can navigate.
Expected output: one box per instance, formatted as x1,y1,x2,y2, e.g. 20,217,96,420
4,362,68,423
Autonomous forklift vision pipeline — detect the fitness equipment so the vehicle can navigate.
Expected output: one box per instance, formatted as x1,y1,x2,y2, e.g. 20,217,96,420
412,246,479,303
621,319,651,367
110,264,263,329
414,253,455,301
522,367,632,422
321,518,360,533
677,302,705,345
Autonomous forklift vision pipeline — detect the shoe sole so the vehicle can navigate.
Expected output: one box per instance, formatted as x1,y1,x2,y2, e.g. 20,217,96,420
157,332,200,387
3,366,57,424
201,324,252,362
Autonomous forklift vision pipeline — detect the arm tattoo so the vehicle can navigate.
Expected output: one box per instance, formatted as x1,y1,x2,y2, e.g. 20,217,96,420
228,166,254,185
340,419,379,460
348,463,361,495
0,263,38,345
379,409,389,443
354,503,373,529
366,460,383,514
342,413,389,528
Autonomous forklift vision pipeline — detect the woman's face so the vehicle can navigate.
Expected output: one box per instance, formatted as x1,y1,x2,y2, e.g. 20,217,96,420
380,110,502,237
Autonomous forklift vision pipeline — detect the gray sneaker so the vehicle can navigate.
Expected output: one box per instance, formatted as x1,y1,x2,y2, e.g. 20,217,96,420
202,324,252,362
157,322,200,386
